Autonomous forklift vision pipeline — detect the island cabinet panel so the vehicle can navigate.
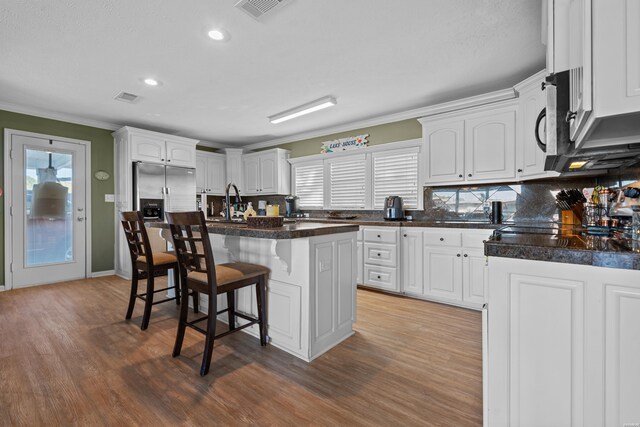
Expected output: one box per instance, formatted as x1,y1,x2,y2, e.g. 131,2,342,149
605,285,640,427
508,274,585,427
487,257,640,426
265,281,302,352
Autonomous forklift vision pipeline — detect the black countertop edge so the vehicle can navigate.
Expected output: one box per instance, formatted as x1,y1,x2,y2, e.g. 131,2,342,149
146,221,359,239
484,241,640,270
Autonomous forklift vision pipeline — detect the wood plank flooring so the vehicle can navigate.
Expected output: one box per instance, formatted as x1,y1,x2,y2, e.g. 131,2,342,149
0,276,482,426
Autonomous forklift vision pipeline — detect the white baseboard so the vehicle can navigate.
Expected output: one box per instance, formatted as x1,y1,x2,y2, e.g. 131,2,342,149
91,270,116,278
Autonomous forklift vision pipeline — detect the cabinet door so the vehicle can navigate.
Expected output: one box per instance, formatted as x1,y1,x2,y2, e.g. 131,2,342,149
242,156,259,195
356,241,363,285
465,110,516,181
259,153,277,194
165,141,196,168
423,247,462,302
517,82,553,179
423,120,465,184
130,135,165,164
195,155,207,193
401,229,423,295
567,0,592,142
206,156,226,195
462,249,486,306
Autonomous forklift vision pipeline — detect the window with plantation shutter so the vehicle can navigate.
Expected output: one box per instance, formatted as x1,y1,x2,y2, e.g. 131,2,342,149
328,155,367,209
292,161,324,208
372,148,420,209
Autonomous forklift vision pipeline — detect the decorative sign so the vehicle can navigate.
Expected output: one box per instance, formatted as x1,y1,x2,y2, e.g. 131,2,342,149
320,134,368,154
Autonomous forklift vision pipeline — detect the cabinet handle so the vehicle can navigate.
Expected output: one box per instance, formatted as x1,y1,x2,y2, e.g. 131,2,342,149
566,110,577,122
440,237,444,241
468,173,472,177
517,169,523,173
161,158,165,161
377,275,381,279
403,234,407,237
167,159,171,162
377,235,381,238
377,253,381,256
464,254,468,257
457,253,461,257
458,174,463,178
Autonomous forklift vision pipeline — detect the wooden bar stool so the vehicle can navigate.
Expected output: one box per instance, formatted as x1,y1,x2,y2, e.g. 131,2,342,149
166,211,269,376
120,211,198,330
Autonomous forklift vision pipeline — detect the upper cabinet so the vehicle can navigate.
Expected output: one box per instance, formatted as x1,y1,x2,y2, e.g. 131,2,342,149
242,148,290,196
419,100,518,186
548,0,640,147
195,151,226,195
124,127,198,168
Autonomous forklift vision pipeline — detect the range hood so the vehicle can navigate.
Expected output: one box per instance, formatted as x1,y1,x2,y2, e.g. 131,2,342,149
550,143,640,173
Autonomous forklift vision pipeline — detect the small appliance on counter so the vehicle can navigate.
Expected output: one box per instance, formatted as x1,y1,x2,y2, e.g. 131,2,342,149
384,196,404,220
490,201,503,224
285,195,303,218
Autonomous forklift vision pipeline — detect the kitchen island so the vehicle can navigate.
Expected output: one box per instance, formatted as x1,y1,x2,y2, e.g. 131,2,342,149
484,225,640,426
148,221,359,362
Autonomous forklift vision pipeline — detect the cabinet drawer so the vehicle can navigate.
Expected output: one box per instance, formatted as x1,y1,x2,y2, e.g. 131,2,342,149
364,265,398,292
363,228,398,244
462,231,492,249
364,243,397,267
423,230,462,247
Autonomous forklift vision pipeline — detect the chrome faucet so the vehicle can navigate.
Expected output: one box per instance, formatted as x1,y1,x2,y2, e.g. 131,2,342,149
225,183,242,220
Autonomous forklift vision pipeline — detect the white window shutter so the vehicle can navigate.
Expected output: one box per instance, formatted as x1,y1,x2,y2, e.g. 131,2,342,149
328,155,367,209
372,148,420,209
293,161,324,208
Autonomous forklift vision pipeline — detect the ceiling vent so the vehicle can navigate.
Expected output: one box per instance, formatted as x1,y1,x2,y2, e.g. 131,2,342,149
234,0,290,20
114,91,140,103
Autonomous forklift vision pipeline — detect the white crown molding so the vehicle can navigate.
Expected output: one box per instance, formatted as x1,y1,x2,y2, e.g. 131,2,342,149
513,69,547,93
197,140,230,149
242,87,516,151
0,100,121,131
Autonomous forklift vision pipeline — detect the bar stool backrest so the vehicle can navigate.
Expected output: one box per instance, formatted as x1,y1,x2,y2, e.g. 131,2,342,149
120,211,154,268
166,211,218,292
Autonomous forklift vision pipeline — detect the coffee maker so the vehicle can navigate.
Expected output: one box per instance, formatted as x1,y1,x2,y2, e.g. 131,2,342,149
285,195,303,218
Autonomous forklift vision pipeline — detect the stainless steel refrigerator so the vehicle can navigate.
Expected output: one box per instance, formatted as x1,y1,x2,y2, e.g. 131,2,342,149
133,162,196,219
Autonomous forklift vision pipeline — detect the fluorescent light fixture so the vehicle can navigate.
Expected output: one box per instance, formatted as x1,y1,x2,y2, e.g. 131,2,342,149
569,160,588,169
144,78,159,86
269,96,337,124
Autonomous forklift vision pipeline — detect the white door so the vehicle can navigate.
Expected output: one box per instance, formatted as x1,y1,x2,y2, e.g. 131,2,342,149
9,134,88,288
465,110,516,181
517,81,549,179
206,156,226,195
195,155,207,193
259,154,277,193
243,156,259,194
423,120,465,184
401,229,423,295
165,141,195,167
462,249,487,306
423,247,462,302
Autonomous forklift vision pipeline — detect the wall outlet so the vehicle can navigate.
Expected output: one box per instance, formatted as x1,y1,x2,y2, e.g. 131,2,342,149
104,194,115,203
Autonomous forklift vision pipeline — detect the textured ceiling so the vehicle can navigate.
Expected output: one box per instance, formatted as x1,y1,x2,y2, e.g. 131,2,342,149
0,0,545,146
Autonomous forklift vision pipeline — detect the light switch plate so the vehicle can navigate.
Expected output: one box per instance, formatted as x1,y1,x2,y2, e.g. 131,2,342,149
104,194,115,203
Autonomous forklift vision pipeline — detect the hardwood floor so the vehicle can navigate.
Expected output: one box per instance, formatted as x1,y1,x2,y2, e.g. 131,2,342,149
0,276,482,426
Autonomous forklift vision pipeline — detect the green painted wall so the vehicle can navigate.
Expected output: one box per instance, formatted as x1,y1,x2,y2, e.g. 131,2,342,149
0,109,115,282
196,145,219,153
263,118,422,158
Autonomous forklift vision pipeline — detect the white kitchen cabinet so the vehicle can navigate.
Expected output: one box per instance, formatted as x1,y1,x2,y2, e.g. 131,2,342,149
242,148,290,195
423,246,463,303
419,100,518,186
464,109,516,182
356,241,363,285
461,249,487,305
112,126,199,279
400,229,423,296
129,130,197,168
422,119,465,184
514,71,560,180
361,226,400,293
487,256,640,427
547,0,640,147
195,151,226,195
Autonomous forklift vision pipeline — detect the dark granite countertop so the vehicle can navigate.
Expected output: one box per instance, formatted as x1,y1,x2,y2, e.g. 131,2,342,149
297,218,509,229
485,226,640,270
146,221,359,239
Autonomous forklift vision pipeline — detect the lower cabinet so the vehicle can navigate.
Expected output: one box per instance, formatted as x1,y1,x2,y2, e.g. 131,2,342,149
462,249,488,305
361,227,400,293
400,229,423,295
423,246,463,302
356,241,363,285
487,257,640,426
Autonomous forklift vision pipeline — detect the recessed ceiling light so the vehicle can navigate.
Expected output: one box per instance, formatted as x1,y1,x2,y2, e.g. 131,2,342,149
269,96,337,124
208,29,228,41
144,78,159,86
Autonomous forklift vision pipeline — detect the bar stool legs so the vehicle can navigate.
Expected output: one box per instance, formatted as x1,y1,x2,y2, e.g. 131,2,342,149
256,277,267,346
